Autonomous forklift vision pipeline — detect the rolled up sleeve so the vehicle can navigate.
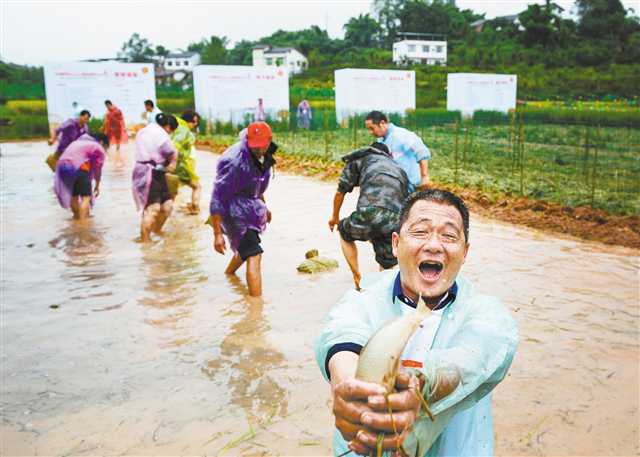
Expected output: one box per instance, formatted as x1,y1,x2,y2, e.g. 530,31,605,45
314,288,374,382
407,131,431,162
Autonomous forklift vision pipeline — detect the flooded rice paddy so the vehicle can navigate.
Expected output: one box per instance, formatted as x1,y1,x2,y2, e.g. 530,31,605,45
1,142,638,455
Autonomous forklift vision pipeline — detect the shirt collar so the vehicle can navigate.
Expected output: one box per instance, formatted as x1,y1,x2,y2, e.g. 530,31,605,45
392,271,457,311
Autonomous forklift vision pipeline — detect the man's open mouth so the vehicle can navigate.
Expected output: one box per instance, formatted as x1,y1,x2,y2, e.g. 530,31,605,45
419,260,444,281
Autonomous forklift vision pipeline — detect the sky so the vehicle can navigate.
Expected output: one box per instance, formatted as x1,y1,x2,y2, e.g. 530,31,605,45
1,0,638,66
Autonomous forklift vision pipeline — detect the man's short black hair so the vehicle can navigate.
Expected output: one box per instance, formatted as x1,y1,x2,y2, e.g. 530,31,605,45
144,99,154,108
365,111,388,125
104,100,112,106
79,110,91,117
156,113,178,130
181,109,200,124
398,189,470,243
90,132,109,148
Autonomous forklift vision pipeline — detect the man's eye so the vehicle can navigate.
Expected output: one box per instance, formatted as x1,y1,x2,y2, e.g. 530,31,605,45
442,233,459,241
411,230,429,238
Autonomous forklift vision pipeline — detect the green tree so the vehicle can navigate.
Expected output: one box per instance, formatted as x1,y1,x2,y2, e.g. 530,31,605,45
118,33,154,62
576,0,627,40
188,36,228,64
154,45,170,57
261,26,340,55
518,1,565,48
397,0,482,40
575,0,637,64
226,40,254,65
344,14,383,48
373,0,404,44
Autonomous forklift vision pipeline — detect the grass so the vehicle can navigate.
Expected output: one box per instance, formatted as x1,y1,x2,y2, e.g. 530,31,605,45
2,98,638,215
0,105,49,139
205,121,640,216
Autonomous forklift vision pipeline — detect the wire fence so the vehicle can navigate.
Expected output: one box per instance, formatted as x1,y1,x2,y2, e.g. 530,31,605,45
207,111,640,216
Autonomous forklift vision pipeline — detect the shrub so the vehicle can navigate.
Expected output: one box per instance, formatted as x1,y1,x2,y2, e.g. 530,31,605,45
157,98,194,115
6,100,47,115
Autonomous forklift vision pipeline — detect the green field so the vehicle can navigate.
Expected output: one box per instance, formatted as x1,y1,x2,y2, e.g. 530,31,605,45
209,122,640,216
2,99,638,216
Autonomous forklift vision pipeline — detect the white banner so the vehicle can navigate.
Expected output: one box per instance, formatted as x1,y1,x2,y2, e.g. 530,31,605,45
335,69,416,124
43,62,156,127
447,73,517,117
193,65,289,124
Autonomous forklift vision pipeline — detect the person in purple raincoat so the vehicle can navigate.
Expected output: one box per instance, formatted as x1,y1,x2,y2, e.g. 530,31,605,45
132,113,179,242
54,132,108,220
209,121,277,297
46,110,91,171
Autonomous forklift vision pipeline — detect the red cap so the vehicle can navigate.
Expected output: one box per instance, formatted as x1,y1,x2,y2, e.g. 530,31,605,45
247,122,272,149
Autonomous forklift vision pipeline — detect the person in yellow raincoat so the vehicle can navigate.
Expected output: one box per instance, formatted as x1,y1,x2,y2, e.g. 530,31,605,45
170,110,201,214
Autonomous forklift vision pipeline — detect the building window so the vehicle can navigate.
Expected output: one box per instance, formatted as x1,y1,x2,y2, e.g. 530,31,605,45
436,46,444,53
167,61,173,66
408,44,416,52
175,61,181,67
276,57,284,66
184,60,189,66
266,58,273,65
422,45,429,53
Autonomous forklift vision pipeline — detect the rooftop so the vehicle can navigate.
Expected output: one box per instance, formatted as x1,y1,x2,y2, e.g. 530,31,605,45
396,32,446,41
264,47,297,54
166,52,199,58
253,45,303,55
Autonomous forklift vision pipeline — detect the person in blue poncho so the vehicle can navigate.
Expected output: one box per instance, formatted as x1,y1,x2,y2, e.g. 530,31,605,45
315,189,519,457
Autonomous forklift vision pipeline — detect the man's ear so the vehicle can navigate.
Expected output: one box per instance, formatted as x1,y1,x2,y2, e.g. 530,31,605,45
391,231,399,258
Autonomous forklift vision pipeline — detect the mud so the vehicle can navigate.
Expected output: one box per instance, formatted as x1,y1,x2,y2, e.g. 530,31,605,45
1,141,638,456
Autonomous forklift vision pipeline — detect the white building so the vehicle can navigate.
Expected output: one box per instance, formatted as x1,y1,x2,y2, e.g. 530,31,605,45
163,52,201,73
252,45,308,75
393,39,447,66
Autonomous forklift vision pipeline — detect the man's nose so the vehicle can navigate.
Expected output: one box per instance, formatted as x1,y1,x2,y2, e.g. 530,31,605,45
421,232,443,252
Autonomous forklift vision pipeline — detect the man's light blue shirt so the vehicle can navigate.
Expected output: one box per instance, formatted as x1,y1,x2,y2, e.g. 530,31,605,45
379,123,431,191
315,270,519,457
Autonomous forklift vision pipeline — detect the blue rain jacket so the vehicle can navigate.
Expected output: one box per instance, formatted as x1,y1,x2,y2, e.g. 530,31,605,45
315,270,519,457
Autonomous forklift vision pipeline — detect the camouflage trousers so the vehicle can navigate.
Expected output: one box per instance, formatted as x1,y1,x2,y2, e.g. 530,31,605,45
338,206,399,269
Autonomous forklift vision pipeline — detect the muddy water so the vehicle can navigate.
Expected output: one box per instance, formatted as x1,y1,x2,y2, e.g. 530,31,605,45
1,141,638,456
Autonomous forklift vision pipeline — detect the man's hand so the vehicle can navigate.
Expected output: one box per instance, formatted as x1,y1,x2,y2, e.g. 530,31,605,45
47,138,55,146
213,233,226,254
353,373,422,454
266,209,272,224
332,378,386,455
93,184,100,198
328,216,340,232
416,179,430,191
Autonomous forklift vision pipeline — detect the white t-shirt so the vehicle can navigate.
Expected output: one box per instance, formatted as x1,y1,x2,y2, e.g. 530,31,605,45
143,107,162,125
400,307,444,369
